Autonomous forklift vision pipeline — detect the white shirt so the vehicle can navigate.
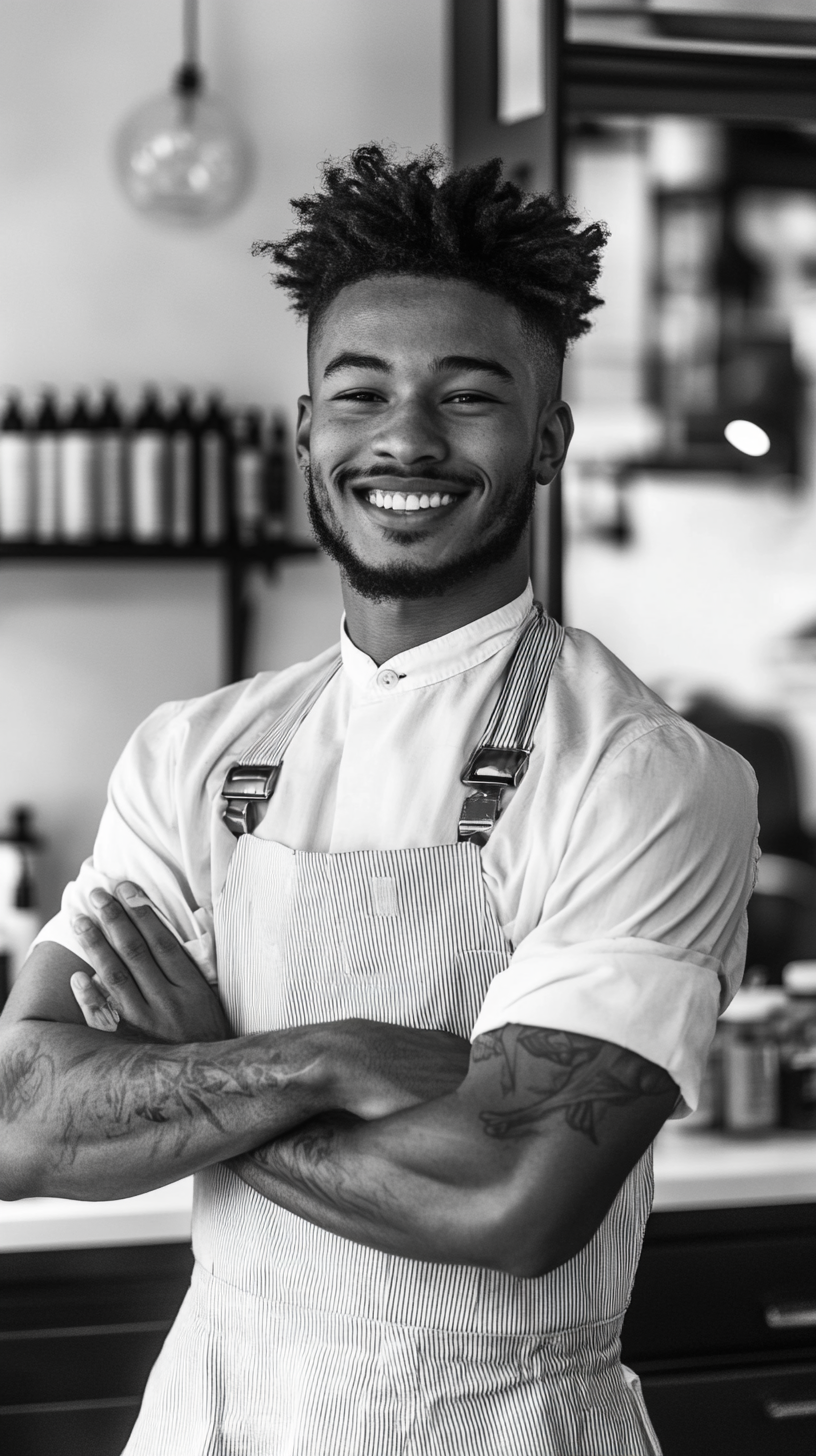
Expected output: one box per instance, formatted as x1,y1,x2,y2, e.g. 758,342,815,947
37,583,759,1113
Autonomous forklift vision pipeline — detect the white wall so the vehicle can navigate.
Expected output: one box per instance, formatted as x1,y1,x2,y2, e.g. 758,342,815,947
0,0,446,918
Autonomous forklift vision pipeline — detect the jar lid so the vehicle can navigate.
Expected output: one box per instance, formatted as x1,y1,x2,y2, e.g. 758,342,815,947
783,962,816,995
720,987,788,1024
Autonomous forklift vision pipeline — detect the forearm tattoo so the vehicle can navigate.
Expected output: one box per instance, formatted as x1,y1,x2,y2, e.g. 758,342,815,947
234,1111,389,1228
1,1027,271,1170
473,1026,675,1145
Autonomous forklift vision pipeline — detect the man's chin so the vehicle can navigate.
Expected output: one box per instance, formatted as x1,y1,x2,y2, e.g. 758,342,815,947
304,467,535,603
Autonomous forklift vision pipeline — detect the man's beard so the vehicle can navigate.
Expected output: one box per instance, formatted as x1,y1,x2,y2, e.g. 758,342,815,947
302,460,537,602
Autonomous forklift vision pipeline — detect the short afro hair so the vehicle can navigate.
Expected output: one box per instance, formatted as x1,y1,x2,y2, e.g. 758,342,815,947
253,144,607,362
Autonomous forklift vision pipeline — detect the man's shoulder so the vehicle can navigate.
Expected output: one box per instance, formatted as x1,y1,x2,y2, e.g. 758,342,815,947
551,626,755,795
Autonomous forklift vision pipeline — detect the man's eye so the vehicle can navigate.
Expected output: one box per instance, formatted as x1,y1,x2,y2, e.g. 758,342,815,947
333,390,384,403
446,392,490,405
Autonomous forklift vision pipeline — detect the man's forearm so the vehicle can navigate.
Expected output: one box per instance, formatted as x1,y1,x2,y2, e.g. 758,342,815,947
231,1093,508,1270
0,1019,337,1202
230,1025,679,1278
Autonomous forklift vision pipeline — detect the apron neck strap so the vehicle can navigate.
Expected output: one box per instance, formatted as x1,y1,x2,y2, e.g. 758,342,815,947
222,653,341,836
458,605,565,848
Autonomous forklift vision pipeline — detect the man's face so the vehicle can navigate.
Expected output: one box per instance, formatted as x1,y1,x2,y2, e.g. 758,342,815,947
296,275,571,601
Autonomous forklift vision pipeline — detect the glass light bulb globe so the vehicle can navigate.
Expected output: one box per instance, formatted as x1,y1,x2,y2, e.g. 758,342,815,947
115,85,255,227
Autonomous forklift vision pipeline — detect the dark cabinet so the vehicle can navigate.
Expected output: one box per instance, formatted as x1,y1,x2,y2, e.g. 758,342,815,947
623,1202,816,1456
3,1204,816,1456
0,1242,193,1456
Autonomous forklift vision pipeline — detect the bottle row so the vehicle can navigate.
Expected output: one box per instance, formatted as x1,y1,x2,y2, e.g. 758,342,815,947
0,388,292,547
688,967,816,1135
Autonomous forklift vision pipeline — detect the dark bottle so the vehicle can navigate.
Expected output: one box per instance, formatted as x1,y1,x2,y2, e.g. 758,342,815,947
0,806,43,993
96,386,127,540
233,409,265,544
130,388,168,542
60,393,96,541
0,393,33,541
199,393,230,544
33,391,61,542
264,415,288,539
168,391,197,546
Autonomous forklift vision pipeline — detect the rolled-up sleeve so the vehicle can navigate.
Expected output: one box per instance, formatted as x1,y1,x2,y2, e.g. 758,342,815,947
472,721,759,1113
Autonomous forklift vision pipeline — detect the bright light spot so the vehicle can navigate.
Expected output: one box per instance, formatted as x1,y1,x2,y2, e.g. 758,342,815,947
724,419,771,457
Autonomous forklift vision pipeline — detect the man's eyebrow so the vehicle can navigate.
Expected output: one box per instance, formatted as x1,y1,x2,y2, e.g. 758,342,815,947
323,352,391,378
432,354,515,383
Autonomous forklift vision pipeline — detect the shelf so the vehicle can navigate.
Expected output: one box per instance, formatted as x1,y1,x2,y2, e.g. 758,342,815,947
564,39,816,121
0,540,316,563
0,538,319,683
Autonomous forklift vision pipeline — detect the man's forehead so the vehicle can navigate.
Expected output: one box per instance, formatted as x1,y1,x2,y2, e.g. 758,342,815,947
311,275,530,372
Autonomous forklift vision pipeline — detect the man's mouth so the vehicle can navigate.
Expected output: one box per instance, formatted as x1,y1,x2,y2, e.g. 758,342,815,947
363,488,459,513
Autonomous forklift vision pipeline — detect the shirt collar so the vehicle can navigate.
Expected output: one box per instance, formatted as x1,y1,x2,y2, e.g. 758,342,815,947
340,581,535,693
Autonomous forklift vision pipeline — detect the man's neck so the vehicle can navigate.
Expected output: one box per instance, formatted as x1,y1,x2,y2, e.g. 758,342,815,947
341,553,531,666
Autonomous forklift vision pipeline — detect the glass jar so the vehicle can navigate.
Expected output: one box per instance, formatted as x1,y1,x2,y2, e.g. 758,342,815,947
720,987,788,1134
780,962,816,1131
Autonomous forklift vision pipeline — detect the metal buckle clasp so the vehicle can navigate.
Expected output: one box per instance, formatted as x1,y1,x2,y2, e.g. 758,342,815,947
458,788,504,847
461,745,530,789
222,763,280,836
458,745,530,847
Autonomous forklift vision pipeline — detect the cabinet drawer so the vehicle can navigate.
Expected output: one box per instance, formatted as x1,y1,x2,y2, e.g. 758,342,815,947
0,1325,168,1406
642,1360,816,1456
0,1396,139,1456
623,1232,816,1362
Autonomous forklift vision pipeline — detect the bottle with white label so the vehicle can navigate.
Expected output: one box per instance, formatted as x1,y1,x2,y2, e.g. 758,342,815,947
168,391,197,545
233,409,265,544
33,391,61,541
130,388,167,542
199,393,229,544
0,394,33,540
96,387,128,539
60,394,96,541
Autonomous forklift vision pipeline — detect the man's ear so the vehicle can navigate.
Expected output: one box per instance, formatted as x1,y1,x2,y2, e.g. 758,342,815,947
295,395,313,474
534,399,574,484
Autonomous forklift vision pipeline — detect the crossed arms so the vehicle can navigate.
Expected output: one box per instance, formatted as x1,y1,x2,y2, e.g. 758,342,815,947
0,886,677,1278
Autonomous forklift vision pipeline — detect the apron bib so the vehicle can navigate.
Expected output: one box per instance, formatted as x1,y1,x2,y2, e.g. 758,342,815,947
124,609,662,1456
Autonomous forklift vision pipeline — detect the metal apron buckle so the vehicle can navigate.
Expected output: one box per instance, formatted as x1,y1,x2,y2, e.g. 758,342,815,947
222,763,280,836
458,747,530,847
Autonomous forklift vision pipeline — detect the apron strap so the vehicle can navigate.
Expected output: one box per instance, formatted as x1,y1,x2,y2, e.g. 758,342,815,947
222,654,342,835
458,605,565,847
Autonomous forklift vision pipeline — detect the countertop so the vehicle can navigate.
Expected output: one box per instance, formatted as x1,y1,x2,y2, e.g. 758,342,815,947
2,1124,816,1252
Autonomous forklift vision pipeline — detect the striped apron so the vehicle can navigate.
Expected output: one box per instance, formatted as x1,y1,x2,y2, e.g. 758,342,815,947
124,609,662,1456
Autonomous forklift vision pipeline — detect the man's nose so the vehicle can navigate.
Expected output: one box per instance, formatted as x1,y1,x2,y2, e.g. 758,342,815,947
370,399,446,466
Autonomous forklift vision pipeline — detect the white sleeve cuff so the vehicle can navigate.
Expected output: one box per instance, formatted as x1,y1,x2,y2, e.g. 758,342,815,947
470,936,723,1115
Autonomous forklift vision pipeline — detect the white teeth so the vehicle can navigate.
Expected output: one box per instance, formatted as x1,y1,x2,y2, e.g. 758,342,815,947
366,488,459,511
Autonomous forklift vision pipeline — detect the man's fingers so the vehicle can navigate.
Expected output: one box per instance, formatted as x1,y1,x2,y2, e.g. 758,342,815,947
72,912,147,1018
114,884,199,987
70,970,120,1033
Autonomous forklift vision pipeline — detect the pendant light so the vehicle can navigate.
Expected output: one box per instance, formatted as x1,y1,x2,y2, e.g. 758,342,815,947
114,0,255,228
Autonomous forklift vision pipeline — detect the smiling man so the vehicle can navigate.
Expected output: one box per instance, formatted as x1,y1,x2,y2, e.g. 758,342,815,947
0,148,758,1456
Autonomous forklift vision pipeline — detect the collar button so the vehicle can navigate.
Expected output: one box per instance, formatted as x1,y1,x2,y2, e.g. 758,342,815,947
376,668,401,690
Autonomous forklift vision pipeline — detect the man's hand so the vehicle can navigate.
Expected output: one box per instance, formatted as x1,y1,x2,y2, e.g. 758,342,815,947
330,1020,471,1121
70,883,229,1044
69,887,472,1116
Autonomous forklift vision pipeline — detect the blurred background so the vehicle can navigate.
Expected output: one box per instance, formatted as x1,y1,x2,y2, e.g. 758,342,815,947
0,0,443,921
4,8,816,1456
